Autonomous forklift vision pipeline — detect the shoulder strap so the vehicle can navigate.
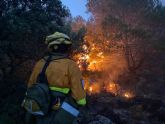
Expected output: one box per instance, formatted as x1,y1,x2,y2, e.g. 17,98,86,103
37,53,68,84
40,55,52,76
37,54,52,84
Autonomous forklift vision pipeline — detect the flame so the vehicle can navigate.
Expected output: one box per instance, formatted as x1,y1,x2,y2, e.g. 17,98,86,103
87,83,101,94
124,93,130,98
89,86,93,92
123,92,134,98
82,44,88,51
74,42,106,72
106,83,120,95
73,32,133,97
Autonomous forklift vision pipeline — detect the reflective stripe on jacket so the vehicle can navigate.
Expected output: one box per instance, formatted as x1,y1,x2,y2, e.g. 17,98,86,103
28,55,86,106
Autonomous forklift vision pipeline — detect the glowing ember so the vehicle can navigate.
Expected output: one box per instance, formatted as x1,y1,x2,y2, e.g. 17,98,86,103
89,86,93,92
82,44,88,51
123,92,134,98
106,83,120,95
87,83,101,94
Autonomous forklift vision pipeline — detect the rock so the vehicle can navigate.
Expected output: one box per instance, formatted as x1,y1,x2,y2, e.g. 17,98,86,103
87,93,165,124
88,115,113,124
113,109,130,122
132,97,163,111
98,108,124,124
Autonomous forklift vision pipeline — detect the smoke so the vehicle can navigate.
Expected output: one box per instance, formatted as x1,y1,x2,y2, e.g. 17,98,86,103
102,53,127,83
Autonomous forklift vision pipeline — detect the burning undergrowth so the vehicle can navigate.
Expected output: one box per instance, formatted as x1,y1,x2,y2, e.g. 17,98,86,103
73,36,134,98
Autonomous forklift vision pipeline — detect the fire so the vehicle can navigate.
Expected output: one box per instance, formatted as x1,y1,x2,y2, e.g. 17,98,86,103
97,52,104,58
87,83,101,94
74,34,133,97
75,43,106,71
89,86,93,92
123,92,134,98
82,44,88,51
106,83,120,95
124,93,130,98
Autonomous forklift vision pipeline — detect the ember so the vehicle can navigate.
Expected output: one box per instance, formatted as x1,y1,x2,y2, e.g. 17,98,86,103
84,81,101,94
106,83,120,95
123,92,134,99
89,86,93,92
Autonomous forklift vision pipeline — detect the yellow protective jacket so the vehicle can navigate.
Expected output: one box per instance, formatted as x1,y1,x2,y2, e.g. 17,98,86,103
28,54,86,106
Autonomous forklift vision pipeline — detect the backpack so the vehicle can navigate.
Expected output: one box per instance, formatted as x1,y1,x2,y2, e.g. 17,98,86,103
22,55,52,116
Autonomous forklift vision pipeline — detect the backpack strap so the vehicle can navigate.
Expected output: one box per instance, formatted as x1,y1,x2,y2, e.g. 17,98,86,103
36,54,69,113
41,55,52,77
37,53,69,84
37,54,52,85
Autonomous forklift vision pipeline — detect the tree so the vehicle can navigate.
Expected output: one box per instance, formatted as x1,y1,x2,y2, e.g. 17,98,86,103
0,1,70,123
86,0,164,73
70,16,87,51
0,0,70,79
85,0,165,94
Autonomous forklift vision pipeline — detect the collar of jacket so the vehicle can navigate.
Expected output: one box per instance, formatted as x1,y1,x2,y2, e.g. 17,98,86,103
43,52,69,61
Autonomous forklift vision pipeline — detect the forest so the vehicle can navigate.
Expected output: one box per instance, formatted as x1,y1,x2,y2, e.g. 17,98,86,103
0,0,165,124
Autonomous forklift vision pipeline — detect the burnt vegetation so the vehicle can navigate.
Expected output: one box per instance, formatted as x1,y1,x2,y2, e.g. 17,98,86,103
0,0,165,124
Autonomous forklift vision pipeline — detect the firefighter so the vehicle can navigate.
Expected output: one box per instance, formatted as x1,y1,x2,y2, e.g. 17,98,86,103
27,32,86,124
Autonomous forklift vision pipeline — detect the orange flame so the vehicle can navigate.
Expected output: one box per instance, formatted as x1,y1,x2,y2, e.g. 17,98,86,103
89,86,93,92
87,83,101,94
73,34,133,97
106,83,120,95
123,92,134,98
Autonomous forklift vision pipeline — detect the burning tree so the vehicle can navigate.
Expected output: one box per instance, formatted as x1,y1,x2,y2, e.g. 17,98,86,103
73,21,131,97
73,0,164,98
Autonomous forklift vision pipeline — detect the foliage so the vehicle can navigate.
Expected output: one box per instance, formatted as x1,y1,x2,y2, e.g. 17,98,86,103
0,1,72,123
86,0,165,95
70,16,87,50
0,0,70,76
